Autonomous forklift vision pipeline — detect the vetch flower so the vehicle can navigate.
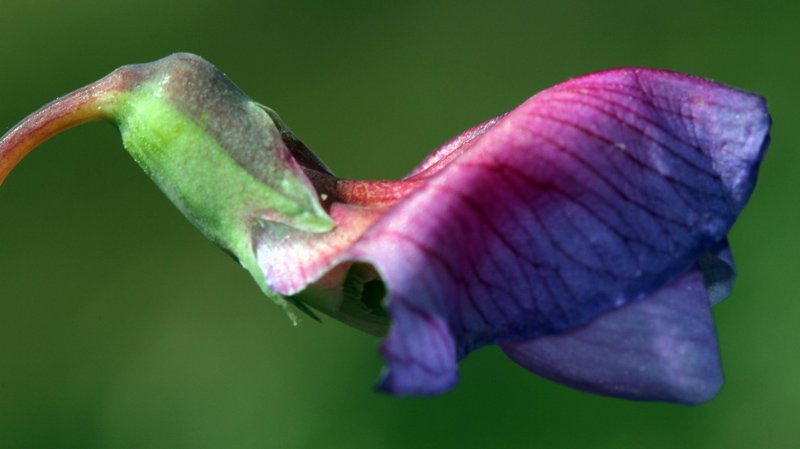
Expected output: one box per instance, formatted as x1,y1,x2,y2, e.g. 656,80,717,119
0,53,770,404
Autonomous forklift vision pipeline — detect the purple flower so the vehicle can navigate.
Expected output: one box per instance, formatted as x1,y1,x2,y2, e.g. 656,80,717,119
0,54,770,404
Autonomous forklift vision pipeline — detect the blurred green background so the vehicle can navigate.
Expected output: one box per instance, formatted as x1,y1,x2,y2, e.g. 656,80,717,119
0,0,797,447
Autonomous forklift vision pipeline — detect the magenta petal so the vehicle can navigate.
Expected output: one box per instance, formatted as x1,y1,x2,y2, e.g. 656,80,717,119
350,70,765,392
501,267,722,404
254,68,768,395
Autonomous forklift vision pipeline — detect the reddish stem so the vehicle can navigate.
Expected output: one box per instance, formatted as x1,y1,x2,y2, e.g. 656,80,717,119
0,71,131,185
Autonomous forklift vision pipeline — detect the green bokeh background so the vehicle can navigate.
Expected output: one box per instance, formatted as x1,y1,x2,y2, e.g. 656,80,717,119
1,1,797,447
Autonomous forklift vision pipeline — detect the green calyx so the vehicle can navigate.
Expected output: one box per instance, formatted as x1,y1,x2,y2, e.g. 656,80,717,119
115,85,333,240
0,53,335,320
109,58,334,319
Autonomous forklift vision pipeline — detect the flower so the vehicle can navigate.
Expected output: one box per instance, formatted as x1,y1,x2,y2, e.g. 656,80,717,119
0,53,770,404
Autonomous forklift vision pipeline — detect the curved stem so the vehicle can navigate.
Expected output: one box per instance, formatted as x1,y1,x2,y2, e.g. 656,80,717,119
0,72,127,185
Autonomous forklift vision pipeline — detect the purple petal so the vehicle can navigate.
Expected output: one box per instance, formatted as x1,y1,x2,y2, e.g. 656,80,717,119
254,68,769,395
376,301,458,394
501,267,722,404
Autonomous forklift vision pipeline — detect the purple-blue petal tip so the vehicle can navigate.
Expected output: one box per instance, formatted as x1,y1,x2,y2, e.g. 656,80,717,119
374,303,459,395
502,268,723,404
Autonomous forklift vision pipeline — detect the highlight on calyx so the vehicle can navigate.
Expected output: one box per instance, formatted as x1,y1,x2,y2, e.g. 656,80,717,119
0,53,770,403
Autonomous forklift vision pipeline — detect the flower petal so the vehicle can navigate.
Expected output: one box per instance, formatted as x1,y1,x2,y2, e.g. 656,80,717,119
347,70,766,392
253,68,768,394
501,266,722,404
376,301,458,394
